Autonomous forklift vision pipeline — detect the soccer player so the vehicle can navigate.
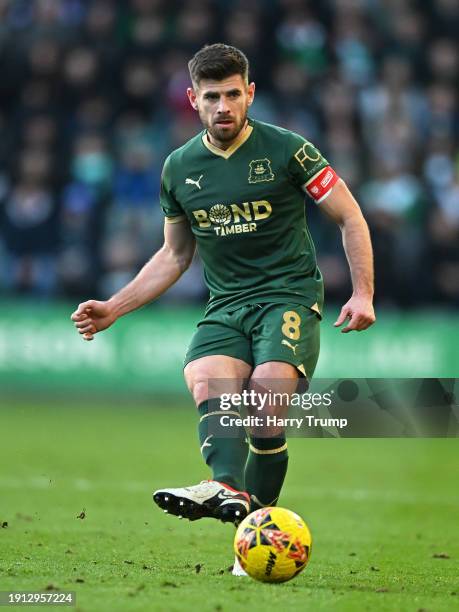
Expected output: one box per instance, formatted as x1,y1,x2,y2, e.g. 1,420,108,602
72,44,375,533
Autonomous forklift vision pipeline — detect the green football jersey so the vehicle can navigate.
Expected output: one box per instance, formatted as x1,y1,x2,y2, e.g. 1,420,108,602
160,118,331,316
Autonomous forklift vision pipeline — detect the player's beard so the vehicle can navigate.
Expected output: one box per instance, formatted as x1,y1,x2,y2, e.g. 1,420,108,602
203,108,248,145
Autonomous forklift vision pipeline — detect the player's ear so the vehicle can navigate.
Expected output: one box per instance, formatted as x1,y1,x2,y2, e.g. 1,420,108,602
187,87,198,110
247,81,255,106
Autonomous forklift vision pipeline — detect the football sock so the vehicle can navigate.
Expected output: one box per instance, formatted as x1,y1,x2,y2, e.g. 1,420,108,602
198,400,248,491
245,435,288,510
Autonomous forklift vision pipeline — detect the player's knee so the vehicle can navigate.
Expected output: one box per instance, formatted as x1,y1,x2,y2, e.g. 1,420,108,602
188,379,209,406
252,361,298,380
193,381,209,406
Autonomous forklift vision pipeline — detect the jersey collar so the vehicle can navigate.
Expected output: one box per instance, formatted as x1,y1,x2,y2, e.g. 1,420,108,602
202,119,253,159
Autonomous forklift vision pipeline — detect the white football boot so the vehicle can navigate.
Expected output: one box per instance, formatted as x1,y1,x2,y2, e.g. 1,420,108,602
153,480,250,525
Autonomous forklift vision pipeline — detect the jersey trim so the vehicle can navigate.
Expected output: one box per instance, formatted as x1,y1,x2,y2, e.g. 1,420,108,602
310,302,321,316
201,123,253,159
165,215,187,224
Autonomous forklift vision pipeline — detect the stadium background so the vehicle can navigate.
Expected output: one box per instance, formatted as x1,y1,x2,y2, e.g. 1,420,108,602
0,2,458,610
0,0,458,393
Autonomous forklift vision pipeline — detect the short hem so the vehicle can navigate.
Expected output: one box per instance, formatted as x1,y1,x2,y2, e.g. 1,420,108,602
183,351,253,370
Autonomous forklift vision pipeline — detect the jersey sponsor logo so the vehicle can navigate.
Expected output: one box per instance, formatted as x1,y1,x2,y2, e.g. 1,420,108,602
248,158,275,184
185,174,203,190
192,200,272,237
294,142,321,171
305,166,339,202
209,204,231,225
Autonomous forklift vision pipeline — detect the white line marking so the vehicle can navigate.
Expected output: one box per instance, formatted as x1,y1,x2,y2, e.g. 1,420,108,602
0,478,457,506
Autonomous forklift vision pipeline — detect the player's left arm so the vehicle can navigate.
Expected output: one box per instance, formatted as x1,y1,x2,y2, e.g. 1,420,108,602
317,179,376,333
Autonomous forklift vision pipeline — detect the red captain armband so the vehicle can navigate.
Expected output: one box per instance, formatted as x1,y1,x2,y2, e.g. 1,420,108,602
305,166,339,203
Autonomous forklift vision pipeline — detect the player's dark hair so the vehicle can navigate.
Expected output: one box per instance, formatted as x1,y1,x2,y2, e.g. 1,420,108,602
188,43,249,85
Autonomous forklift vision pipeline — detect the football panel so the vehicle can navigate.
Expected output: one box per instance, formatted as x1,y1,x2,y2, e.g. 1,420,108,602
245,544,299,583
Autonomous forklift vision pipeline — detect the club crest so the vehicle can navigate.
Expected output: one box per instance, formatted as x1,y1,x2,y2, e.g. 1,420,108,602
248,158,275,184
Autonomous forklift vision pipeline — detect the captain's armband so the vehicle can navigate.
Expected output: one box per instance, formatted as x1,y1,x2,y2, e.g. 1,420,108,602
303,166,339,203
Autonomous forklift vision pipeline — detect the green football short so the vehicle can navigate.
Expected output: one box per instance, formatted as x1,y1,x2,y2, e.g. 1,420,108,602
184,303,321,380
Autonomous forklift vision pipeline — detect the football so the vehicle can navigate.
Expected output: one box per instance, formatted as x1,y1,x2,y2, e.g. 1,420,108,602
234,507,312,583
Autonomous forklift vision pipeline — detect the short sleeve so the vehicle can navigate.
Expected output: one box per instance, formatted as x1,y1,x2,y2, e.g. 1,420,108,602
160,155,186,222
287,133,339,203
287,133,329,187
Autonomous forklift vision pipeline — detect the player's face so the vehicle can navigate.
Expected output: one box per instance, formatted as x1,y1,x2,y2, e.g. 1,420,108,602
187,74,255,148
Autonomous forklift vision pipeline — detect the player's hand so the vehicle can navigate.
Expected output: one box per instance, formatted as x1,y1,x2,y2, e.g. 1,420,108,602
70,300,117,341
334,295,376,333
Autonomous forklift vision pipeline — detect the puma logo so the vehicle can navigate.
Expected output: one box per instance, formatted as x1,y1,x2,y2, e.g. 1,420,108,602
200,434,213,453
282,339,298,355
185,174,203,190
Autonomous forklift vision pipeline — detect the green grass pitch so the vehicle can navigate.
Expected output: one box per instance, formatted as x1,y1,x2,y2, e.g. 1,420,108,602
1,400,458,611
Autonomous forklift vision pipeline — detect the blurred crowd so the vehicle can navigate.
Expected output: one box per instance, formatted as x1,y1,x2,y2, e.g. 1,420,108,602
0,0,458,307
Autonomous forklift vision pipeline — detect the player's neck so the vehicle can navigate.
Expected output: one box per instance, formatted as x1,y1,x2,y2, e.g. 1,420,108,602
207,120,249,151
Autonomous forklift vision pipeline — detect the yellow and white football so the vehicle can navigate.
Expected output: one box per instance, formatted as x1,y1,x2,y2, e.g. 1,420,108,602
234,506,312,583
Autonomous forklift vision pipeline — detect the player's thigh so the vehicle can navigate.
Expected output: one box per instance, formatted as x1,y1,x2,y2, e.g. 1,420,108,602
184,319,253,405
251,303,321,381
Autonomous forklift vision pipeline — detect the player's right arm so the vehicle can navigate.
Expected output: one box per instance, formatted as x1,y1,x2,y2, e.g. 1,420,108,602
71,219,195,341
